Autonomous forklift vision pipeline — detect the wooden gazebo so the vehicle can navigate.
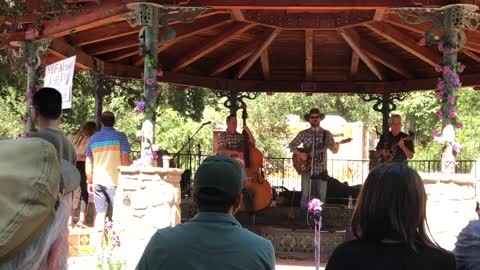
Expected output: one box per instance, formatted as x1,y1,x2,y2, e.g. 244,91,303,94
3,0,480,95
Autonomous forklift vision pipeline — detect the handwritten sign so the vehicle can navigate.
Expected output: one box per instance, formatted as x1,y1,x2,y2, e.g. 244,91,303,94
44,56,76,109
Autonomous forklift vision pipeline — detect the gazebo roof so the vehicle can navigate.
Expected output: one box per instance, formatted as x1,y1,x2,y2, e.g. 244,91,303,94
2,0,480,94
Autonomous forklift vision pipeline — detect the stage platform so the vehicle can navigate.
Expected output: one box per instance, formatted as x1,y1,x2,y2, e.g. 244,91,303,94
181,199,353,261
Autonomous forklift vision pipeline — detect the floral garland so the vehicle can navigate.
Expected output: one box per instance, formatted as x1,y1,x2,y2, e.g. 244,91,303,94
96,220,125,270
418,37,463,154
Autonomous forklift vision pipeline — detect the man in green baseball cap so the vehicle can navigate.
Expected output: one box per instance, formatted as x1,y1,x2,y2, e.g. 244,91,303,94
137,155,275,270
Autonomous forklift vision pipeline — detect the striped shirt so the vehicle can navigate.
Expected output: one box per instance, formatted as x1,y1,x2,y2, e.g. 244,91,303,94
85,127,131,187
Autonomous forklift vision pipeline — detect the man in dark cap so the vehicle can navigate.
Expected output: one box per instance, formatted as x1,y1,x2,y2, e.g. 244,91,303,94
136,155,275,270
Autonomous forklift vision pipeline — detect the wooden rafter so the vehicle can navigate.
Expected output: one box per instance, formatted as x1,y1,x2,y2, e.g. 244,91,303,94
305,30,313,81
373,8,386,21
231,9,246,21
339,28,385,80
237,28,281,79
102,48,140,62
133,14,232,66
365,21,441,67
462,48,480,62
361,39,414,79
177,0,450,10
171,22,255,72
25,0,128,40
350,52,359,79
383,14,480,53
86,14,231,56
260,50,270,80
48,37,141,78
157,70,480,94
209,42,258,76
69,10,228,47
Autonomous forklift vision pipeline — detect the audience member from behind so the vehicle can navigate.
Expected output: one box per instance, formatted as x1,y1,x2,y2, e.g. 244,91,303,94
68,121,97,227
453,202,480,270
0,138,80,270
326,163,455,270
86,112,131,232
136,155,275,270
30,87,76,164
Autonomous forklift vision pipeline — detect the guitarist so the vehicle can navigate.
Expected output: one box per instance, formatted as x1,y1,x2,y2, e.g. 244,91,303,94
288,108,341,208
217,114,256,160
374,114,414,164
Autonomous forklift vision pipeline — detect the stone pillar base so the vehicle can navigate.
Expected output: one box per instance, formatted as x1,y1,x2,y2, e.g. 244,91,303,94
115,166,182,269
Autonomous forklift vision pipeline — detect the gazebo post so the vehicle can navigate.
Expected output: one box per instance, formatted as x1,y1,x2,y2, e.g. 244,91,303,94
94,74,104,131
11,39,50,132
124,3,206,164
394,4,480,173
359,93,405,134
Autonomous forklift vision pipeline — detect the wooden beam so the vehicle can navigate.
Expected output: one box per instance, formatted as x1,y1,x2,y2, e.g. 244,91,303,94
305,30,313,81
25,0,128,40
260,50,270,80
48,38,96,70
157,70,480,94
133,14,232,66
209,42,258,76
47,38,142,78
350,52,359,79
237,28,281,79
177,0,448,10
339,28,385,80
462,48,480,62
101,48,140,62
373,8,386,21
69,10,228,47
360,39,414,79
231,9,246,21
366,21,441,67
86,14,231,56
171,22,255,72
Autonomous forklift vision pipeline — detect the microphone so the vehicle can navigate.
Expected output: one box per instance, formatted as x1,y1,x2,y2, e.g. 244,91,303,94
202,121,212,126
308,198,323,219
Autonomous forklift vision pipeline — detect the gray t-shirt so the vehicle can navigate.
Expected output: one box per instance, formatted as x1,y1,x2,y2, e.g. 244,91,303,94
31,128,76,165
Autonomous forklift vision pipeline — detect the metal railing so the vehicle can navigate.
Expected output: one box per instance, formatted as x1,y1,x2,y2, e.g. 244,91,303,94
131,152,478,194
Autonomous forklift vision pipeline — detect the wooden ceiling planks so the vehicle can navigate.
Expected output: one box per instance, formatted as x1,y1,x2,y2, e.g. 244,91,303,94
3,0,480,94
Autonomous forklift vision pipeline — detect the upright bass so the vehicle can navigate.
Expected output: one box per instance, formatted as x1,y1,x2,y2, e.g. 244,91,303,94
238,103,272,212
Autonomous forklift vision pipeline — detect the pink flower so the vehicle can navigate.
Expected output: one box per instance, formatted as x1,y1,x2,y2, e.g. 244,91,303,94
111,234,121,246
449,109,457,118
436,78,446,90
134,100,146,113
451,74,461,87
20,132,28,138
458,63,465,73
307,198,322,212
20,115,28,124
443,66,452,75
146,78,155,86
435,91,443,100
437,43,444,52
432,130,441,137
435,65,443,72
156,69,164,77
445,47,455,54
22,98,27,103
447,96,455,103
452,142,462,153
105,221,113,230
26,88,33,97
34,85,41,91
435,109,443,117
455,122,463,129
417,38,426,46
154,88,161,96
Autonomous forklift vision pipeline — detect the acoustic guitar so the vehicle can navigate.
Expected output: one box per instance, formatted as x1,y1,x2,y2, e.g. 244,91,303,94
369,133,414,169
292,138,352,174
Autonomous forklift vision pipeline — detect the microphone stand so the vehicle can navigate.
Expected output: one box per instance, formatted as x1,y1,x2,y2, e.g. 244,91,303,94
171,122,210,163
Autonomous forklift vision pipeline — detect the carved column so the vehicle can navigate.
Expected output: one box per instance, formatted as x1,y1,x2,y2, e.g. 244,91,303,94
359,93,405,134
393,4,480,173
11,39,50,131
125,3,206,164
215,90,260,116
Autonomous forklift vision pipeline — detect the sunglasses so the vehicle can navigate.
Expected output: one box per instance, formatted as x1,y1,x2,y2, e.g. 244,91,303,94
310,115,321,119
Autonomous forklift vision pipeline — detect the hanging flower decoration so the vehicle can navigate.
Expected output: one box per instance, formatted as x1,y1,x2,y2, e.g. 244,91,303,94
156,68,164,78
134,100,146,113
